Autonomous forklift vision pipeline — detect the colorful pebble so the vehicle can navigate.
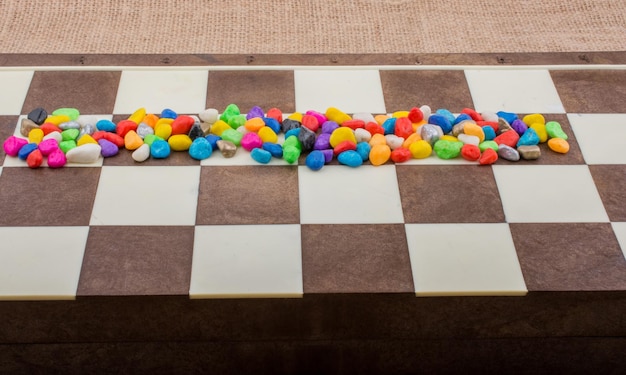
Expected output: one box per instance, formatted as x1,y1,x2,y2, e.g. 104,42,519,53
47,148,67,168
132,143,151,162
151,140,171,159
546,121,568,140
337,150,363,167
548,138,570,154
369,144,391,166
251,148,272,164
66,143,101,164
189,138,213,160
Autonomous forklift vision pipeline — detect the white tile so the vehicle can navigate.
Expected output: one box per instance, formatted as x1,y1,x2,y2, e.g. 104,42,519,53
294,70,386,114
568,114,626,164
0,71,33,115
405,223,527,296
90,166,200,225
492,165,609,223
611,223,626,260
190,224,303,298
114,70,208,114
298,165,404,224
464,70,565,114
0,227,88,300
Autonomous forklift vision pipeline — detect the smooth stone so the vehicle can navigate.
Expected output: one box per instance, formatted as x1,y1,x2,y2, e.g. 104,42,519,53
283,135,302,151
302,114,320,132
356,142,371,161
38,138,59,156
47,148,67,168
461,144,481,161
479,148,498,165
128,107,146,125
17,142,38,160
217,140,237,158
498,118,514,133
325,107,351,125
246,106,265,120
143,134,161,146
548,138,570,153
496,111,518,124
523,113,546,126
518,145,541,160
28,128,44,144
77,133,98,147
511,119,528,135
262,142,283,158
116,120,138,138
453,113,473,125
498,144,520,161
241,132,263,151
409,140,432,159
189,137,213,160
321,121,339,134
381,117,397,135
40,123,62,136
220,104,240,123
59,121,81,130
320,149,334,163
333,140,357,156
517,128,540,147
266,108,283,123
124,130,144,150
220,129,243,146
305,150,326,171
281,118,301,134
199,108,219,124
66,143,101,164
171,115,195,135
305,110,327,125
420,124,442,145
390,147,412,163
408,107,424,123
27,107,48,125
52,108,80,121
530,122,548,143
205,134,221,150
451,122,467,137
482,126,496,141
188,123,205,141
394,117,413,139
96,119,117,132
352,112,376,124
298,126,316,152
354,128,372,143
385,134,404,150
137,123,155,138
546,121,568,140
98,139,119,158
365,122,385,136
435,109,456,124
129,143,150,162
151,140,171,159
250,148,272,164
369,144,391,166
434,140,463,159
61,128,80,142
26,149,43,168
481,111,499,123
20,118,39,137
282,145,301,164
258,126,278,144
458,133,480,146
420,105,432,120
479,140,499,152
493,129,519,148
161,108,178,119
314,133,332,150
200,121,211,135
337,150,363,167
168,134,193,151
79,124,96,138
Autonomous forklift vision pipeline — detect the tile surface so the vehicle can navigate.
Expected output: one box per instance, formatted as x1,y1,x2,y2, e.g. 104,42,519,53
588,165,626,222
568,114,626,164
550,70,626,113
0,70,33,115
610,222,626,260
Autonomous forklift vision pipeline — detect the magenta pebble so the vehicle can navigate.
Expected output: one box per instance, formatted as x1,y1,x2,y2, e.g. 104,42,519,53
3,136,28,156
47,148,67,168
240,132,263,152
38,138,60,156
305,110,328,125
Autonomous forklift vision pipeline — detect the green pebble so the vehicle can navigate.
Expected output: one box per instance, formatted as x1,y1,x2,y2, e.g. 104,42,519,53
219,103,240,123
52,107,80,121
143,134,163,146
283,135,302,151
433,140,463,159
546,121,568,140
283,145,301,164
228,114,246,129
61,128,80,141
479,140,499,152
220,128,243,146
59,140,77,153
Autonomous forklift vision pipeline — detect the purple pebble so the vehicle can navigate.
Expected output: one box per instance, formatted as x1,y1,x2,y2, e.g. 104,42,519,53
321,121,339,134
511,119,528,136
246,106,265,120
98,139,119,158
321,149,334,163
314,133,331,150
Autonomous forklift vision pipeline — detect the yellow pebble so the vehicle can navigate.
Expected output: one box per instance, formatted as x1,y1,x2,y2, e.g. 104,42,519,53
45,115,71,126
409,140,433,159
530,122,548,143
325,107,352,125
523,113,546,126
392,111,410,118
77,134,98,146
154,123,173,140
463,122,485,143
28,128,44,144
369,144,391,166
402,133,422,148
368,133,387,147
124,130,144,150
440,135,459,142
374,114,390,125
209,120,231,136
128,107,147,124
287,112,303,122
329,127,356,148
168,134,193,151
548,138,570,154
258,126,278,143
244,117,265,132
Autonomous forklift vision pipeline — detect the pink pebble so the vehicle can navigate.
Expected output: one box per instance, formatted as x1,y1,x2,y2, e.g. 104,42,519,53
305,110,328,125
38,138,60,156
47,148,67,168
3,136,28,157
241,132,263,152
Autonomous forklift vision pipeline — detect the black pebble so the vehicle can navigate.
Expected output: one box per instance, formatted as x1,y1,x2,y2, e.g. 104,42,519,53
298,126,316,152
281,118,301,134
188,123,205,140
27,107,47,125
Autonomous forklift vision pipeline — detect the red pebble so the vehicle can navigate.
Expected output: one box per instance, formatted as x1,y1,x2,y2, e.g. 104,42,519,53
479,148,498,165
390,147,412,163
493,130,519,148
266,108,283,123
394,117,414,139
333,140,357,156
461,144,481,161
408,107,423,123
341,119,365,130
477,121,499,133
116,120,138,138
26,149,43,168
301,114,320,132
40,122,62,135
103,132,125,148
461,108,483,122
365,122,385,136
171,115,195,135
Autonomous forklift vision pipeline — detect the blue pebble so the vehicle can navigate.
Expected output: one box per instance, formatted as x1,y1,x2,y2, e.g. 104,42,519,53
246,106,264,120
435,109,456,124
205,134,221,150
251,148,272,164
161,108,178,119
96,119,116,132
262,117,281,134
189,138,213,160
18,143,38,160
453,113,473,125
262,142,283,158
321,149,334,163
356,142,371,162
482,126,496,141
285,127,301,139
321,121,339,134
337,150,363,167
151,139,171,159
305,150,326,171
517,128,540,147
428,114,452,134
382,118,396,135
497,111,518,124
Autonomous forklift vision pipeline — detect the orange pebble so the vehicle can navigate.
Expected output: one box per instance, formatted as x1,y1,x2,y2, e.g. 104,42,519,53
369,133,387,147
548,138,570,154
374,114,389,126
463,122,485,143
142,114,159,128
244,117,265,132
124,130,144,150
402,133,422,148
369,144,391,166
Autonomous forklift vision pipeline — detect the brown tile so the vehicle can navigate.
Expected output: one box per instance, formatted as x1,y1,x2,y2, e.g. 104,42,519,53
0,116,19,165
551,70,626,113
0,167,100,226
207,70,295,113
396,165,505,223
589,165,626,222
380,70,474,113
77,226,194,296
196,166,299,225
21,71,121,114
301,224,414,293
510,223,626,291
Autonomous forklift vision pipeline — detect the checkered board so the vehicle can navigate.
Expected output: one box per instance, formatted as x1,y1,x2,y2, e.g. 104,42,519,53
1,65,626,301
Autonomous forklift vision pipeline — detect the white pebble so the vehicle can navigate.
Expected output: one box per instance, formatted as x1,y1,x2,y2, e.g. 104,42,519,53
43,131,63,143
420,105,432,120
352,112,376,124
132,143,151,162
199,108,219,124
385,134,404,150
458,133,480,146
66,143,101,164
481,111,499,122
354,128,372,143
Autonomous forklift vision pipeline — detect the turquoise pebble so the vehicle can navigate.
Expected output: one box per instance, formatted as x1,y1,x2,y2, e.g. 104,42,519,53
18,143,38,160
205,134,221,150
482,125,496,141
337,150,363,167
251,148,272,164
161,108,177,119
263,117,281,134
356,142,371,161
96,119,116,132
435,109,456,124
262,142,283,158
517,128,540,147
151,139,171,159
285,127,301,139
382,118,396,135
189,138,213,160
305,150,326,171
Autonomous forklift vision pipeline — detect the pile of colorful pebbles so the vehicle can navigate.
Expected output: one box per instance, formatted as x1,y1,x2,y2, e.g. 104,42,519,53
2,104,570,170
